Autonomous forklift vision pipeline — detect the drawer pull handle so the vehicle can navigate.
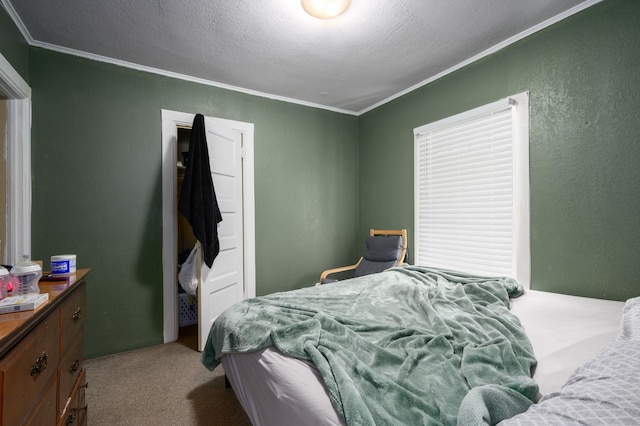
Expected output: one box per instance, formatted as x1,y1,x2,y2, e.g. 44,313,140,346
30,352,48,377
65,408,77,426
69,359,80,373
72,307,82,322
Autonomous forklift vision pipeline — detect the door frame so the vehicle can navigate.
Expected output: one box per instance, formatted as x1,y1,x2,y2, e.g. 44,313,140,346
161,109,256,344
0,52,31,264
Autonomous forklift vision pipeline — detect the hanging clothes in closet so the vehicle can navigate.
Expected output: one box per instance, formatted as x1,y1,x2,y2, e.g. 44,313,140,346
178,113,223,268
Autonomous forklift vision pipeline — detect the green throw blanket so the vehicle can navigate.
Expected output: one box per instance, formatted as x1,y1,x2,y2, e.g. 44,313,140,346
202,266,538,425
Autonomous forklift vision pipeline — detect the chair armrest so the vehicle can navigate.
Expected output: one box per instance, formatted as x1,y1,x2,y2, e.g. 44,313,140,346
319,258,362,283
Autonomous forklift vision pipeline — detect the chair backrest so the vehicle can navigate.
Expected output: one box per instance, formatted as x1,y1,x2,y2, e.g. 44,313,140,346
354,229,407,278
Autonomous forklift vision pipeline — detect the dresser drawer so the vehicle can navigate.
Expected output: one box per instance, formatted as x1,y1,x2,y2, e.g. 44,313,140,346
24,374,57,425
58,369,87,426
61,282,86,355
59,332,84,413
0,311,61,426
77,373,87,426
58,385,78,426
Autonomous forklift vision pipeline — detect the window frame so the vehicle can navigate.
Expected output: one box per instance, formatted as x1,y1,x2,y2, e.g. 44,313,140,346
413,92,530,288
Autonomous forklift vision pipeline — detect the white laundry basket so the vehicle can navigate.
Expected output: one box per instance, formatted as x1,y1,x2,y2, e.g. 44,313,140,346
178,293,198,327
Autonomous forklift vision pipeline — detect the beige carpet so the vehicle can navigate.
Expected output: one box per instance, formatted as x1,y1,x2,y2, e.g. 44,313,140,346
84,326,251,425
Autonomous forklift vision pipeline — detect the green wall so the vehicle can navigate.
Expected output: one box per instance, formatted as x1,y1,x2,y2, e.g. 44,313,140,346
359,0,640,301
0,4,29,82
28,50,359,358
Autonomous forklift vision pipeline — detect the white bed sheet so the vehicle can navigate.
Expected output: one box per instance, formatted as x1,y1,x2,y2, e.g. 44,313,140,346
222,347,345,425
510,290,625,395
221,290,625,425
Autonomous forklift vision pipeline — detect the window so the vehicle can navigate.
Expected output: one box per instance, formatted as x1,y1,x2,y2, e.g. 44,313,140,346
413,92,530,287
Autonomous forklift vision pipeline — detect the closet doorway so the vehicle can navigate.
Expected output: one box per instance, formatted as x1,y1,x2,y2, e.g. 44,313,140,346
161,110,256,351
175,125,198,348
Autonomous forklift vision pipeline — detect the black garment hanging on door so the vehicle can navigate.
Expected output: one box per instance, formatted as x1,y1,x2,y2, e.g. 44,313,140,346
178,113,222,268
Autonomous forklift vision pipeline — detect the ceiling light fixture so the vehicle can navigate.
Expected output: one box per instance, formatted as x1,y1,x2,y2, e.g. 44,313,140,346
301,0,351,20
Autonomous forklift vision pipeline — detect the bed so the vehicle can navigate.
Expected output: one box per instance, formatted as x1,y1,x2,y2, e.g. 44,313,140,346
499,295,640,425
201,265,631,425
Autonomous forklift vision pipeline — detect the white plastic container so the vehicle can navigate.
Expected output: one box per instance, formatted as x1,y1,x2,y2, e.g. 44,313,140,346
0,267,10,299
10,262,42,295
51,255,77,275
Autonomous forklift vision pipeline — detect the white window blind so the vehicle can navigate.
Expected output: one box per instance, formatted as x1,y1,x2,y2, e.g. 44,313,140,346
414,93,530,285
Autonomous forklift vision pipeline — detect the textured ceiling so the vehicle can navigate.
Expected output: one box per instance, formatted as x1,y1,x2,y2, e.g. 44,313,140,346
4,0,595,114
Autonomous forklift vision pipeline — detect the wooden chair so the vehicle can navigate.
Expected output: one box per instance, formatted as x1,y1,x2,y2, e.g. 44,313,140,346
319,229,408,284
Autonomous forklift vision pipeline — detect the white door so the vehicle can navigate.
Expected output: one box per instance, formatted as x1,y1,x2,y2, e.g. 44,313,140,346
198,117,244,351
161,109,255,348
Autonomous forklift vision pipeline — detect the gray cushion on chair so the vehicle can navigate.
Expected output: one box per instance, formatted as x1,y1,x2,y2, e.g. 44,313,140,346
364,235,403,261
355,259,399,277
355,235,404,277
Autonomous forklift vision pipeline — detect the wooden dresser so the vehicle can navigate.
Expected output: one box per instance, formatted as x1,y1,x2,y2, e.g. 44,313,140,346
0,269,89,426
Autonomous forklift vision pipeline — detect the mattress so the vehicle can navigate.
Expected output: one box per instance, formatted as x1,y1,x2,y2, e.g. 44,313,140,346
500,296,640,425
221,290,625,425
510,290,625,395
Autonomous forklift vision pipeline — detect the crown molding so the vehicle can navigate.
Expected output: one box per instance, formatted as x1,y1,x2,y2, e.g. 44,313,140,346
3,0,603,117
30,39,358,116
357,0,604,115
0,0,35,45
